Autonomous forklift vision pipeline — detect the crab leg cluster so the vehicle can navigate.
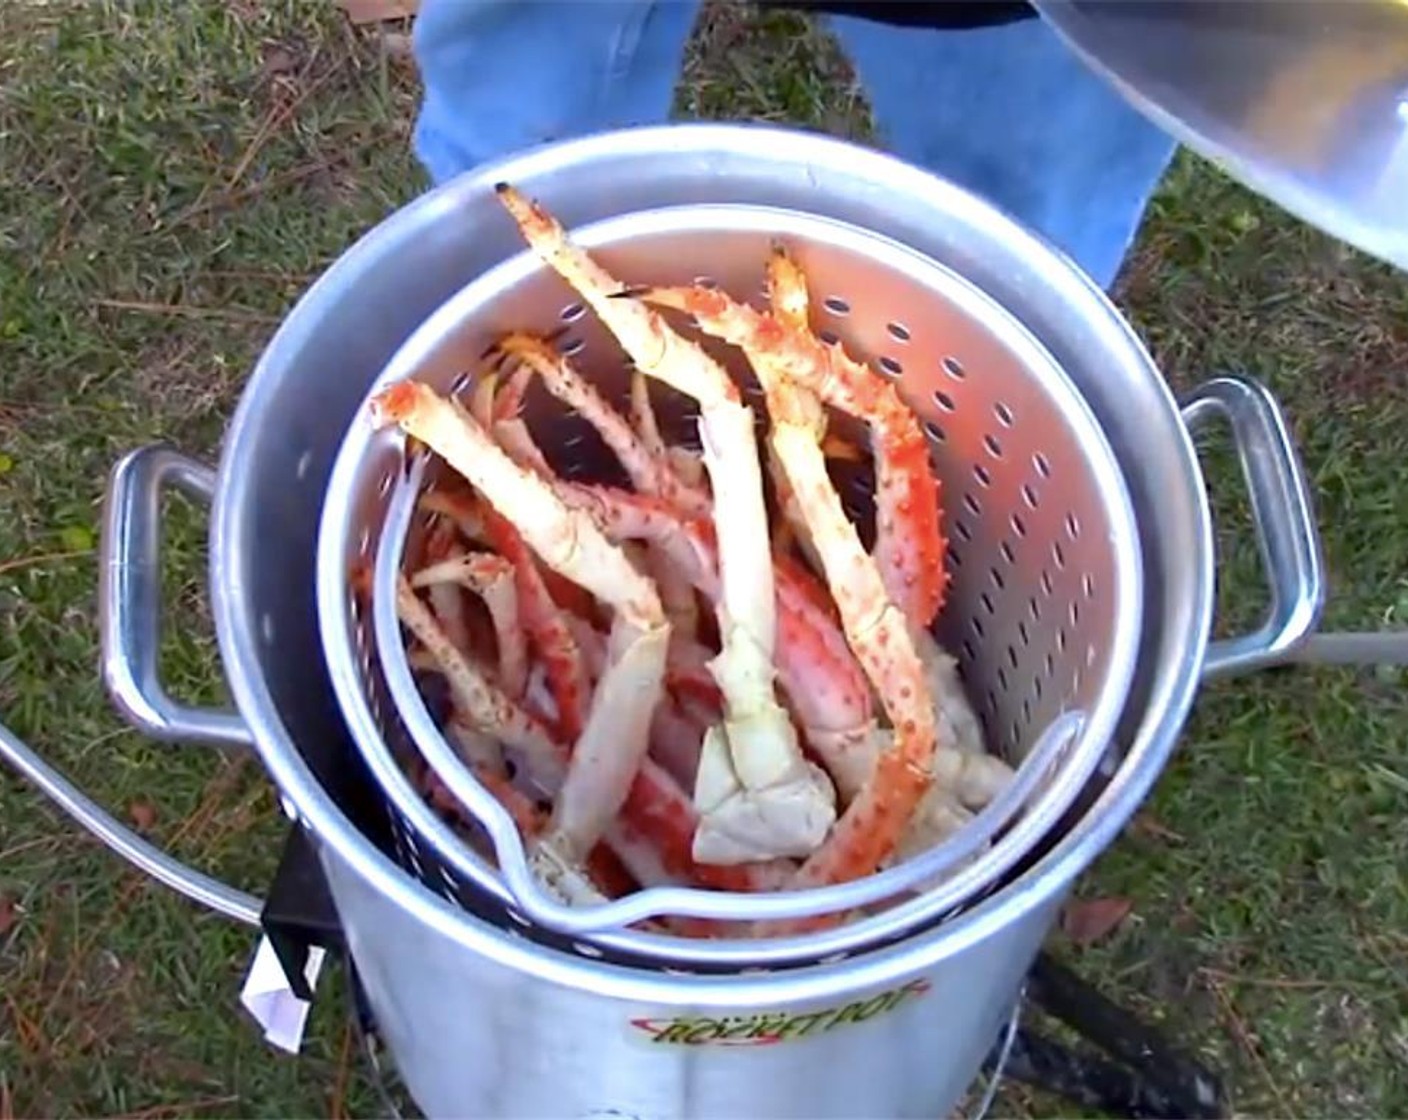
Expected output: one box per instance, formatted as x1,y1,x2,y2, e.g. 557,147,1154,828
364,186,1018,933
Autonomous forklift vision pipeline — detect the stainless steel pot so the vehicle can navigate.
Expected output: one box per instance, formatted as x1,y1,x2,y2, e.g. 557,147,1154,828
0,123,1326,1120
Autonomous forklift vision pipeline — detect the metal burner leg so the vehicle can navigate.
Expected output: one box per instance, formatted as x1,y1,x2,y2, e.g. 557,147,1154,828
979,952,1229,1119
1285,630,1408,667
966,993,1024,1120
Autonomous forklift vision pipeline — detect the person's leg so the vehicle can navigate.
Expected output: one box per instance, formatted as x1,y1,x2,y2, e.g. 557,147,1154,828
411,0,702,187
826,15,1176,288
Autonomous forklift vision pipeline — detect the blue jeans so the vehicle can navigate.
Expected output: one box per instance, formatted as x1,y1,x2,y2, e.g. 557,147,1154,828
411,1,1176,289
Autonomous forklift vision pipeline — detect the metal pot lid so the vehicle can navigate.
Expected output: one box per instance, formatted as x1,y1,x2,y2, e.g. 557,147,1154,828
1033,0,1408,272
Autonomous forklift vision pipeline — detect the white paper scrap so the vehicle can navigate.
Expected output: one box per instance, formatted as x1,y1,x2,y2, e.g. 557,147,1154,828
239,935,327,1055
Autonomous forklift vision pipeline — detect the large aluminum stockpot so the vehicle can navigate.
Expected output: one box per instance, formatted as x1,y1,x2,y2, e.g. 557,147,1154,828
0,123,1325,1119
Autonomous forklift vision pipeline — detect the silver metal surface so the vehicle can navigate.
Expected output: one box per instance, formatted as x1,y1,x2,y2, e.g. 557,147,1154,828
0,716,261,925
100,446,255,750
325,201,1143,945
1182,378,1326,680
1035,0,1408,272
3,123,1305,1117
1291,631,1408,665
209,123,1231,1119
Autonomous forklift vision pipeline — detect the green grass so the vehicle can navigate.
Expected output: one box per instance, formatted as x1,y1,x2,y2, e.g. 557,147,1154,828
1,2,1406,1117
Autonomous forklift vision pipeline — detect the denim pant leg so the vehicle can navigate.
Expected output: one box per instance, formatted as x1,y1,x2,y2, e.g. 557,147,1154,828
825,14,1178,288
411,0,702,186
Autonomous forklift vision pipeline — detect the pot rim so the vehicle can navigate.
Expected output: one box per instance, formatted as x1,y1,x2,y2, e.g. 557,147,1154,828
212,121,1214,1008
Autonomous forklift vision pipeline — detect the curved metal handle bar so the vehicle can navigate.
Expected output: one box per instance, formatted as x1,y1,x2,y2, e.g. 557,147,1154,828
1182,376,1326,681
0,441,266,925
99,445,255,749
0,716,261,925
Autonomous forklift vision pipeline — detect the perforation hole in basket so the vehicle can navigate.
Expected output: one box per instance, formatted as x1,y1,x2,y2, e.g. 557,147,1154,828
962,492,982,517
933,389,957,413
983,433,1003,460
945,544,962,570
878,356,903,379
924,420,946,444
989,566,1005,591
973,463,992,489
819,328,840,346
823,295,851,316
560,301,586,324
558,336,586,358
954,519,973,542
450,371,472,397
994,402,1015,428
887,321,911,343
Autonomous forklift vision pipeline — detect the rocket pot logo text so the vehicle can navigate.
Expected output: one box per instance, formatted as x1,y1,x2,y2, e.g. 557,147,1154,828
628,977,933,1048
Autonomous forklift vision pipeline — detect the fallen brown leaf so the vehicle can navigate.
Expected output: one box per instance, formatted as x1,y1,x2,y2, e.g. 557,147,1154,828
0,893,16,935
1061,896,1133,946
128,798,158,831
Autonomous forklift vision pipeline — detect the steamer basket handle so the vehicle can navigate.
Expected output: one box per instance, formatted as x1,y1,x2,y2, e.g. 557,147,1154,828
1181,377,1326,681
99,444,254,749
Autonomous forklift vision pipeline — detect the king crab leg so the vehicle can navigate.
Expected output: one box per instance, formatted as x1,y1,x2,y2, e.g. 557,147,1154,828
642,256,1020,891
372,381,672,898
693,256,941,894
420,486,600,739
629,371,709,493
412,551,529,701
495,185,837,865
483,410,879,815
490,336,711,643
760,250,1016,849
637,275,948,631
493,332,711,518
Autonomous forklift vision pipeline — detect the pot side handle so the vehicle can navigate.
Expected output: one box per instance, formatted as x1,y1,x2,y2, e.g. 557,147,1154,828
0,443,265,925
99,444,254,749
1180,376,1326,682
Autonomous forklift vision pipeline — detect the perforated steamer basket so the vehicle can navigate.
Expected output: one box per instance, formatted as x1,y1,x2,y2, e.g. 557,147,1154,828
315,201,1144,966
